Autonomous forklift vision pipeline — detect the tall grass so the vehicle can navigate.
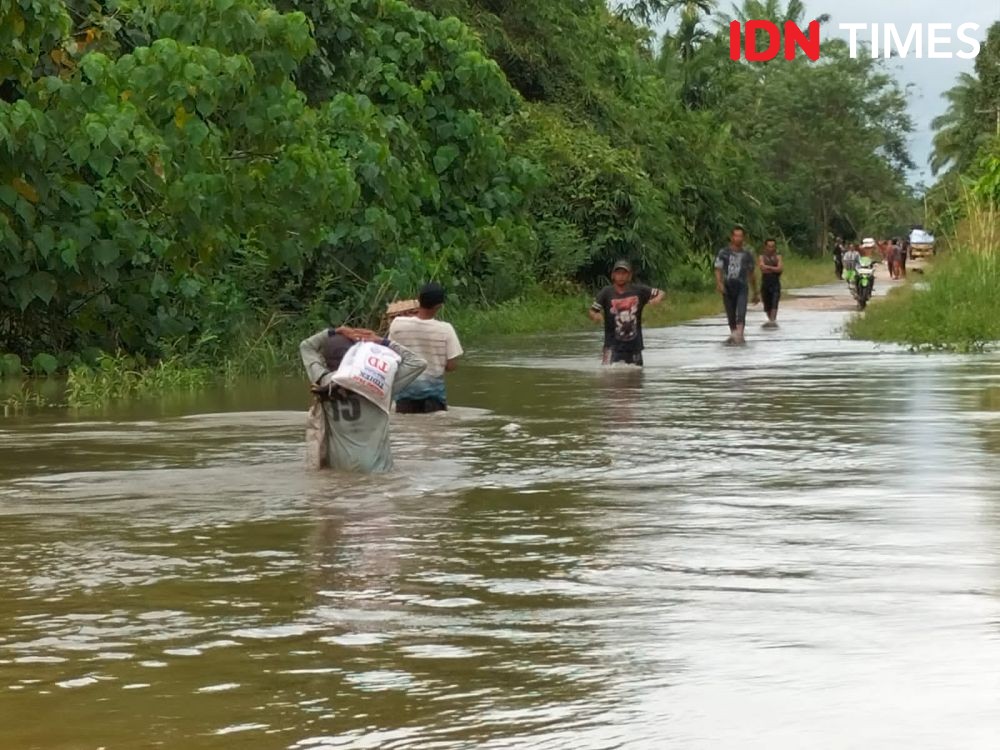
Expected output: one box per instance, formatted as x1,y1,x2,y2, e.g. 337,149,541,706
2,383,51,416
849,193,999,351
781,253,840,289
66,354,212,407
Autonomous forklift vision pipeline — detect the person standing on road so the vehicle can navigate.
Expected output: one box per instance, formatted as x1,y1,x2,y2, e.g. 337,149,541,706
891,237,905,279
833,237,845,279
758,238,783,328
714,225,759,346
388,282,463,414
588,259,666,366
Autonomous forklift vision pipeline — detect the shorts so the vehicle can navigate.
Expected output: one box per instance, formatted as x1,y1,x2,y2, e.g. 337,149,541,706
395,397,447,414
609,349,644,366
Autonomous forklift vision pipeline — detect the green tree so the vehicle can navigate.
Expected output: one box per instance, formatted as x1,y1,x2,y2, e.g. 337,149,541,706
930,22,1000,177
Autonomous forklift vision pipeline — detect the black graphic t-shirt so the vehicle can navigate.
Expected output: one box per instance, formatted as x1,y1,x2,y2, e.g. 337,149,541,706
591,284,659,352
714,246,756,289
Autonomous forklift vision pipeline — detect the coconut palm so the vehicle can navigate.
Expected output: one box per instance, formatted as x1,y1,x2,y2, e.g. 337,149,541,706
930,73,985,176
619,0,715,26
713,0,829,29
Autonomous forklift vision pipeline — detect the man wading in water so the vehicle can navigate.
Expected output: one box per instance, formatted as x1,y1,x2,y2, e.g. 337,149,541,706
388,282,463,413
589,259,665,366
300,327,426,473
758,238,783,328
714,225,759,345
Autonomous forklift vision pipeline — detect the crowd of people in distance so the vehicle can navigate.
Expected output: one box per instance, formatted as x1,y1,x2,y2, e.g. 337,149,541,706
833,236,908,281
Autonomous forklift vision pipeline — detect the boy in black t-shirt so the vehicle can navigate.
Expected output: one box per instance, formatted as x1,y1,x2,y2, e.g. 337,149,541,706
588,259,666,366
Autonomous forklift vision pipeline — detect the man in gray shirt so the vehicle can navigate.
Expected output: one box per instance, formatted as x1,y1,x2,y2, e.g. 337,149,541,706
714,224,759,346
300,327,427,473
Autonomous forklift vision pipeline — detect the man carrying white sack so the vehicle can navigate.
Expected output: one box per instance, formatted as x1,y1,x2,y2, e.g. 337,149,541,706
300,326,427,473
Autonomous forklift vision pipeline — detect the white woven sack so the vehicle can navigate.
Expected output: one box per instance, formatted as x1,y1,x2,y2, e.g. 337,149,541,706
330,341,401,413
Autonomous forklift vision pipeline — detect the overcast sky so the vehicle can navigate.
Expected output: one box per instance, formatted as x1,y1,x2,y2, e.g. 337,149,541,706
800,0,997,186
652,1,998,186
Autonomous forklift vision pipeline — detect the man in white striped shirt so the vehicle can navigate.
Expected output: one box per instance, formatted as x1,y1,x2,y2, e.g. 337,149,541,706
387,283,463,413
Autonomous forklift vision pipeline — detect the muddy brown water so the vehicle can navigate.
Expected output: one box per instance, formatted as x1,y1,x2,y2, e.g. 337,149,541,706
3,283,1000,749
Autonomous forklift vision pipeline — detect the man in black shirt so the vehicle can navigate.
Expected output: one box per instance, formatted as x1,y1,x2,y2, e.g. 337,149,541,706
714,225,759,346
589,259,666,366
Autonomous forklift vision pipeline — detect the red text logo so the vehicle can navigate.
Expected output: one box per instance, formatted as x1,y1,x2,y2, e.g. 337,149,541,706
729,20,821,61
367,356,389,373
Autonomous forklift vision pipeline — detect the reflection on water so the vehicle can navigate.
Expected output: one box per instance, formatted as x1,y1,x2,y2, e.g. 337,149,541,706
3,304,1000,749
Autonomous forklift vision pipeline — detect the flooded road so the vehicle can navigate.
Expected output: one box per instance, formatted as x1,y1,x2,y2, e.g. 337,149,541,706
4,284,1000,749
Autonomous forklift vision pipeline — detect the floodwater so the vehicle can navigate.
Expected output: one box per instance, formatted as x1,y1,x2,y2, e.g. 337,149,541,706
3,282,1000,749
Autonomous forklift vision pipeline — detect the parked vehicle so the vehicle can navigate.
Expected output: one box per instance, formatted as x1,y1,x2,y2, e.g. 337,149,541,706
909,228,935,259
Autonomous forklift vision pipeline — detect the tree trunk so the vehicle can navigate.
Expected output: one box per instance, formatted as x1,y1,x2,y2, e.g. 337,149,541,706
817,201,829,256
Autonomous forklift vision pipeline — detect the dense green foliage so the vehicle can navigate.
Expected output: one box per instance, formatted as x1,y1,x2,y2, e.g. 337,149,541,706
2,0,918,376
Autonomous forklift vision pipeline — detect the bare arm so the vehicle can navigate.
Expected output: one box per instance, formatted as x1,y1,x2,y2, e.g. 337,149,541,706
774,255,784,274
445,358,459,373
714,268,724,294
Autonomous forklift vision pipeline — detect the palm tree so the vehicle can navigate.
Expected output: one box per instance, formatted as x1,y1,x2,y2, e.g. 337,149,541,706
655,0,720,108
619,0,715,26
930,73,984,176
714,0,828,29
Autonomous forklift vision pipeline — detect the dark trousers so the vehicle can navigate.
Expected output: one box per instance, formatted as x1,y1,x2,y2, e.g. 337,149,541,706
762,279,781,316
609,348,643,366
396,397,447,414
723,283,749,330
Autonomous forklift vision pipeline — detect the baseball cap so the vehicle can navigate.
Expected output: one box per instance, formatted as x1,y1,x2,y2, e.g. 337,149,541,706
418,282,446,308
861,237,876,248
612,259,632,272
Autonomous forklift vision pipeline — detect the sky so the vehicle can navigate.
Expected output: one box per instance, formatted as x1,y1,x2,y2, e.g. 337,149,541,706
652,1,998,187
799,0,997,186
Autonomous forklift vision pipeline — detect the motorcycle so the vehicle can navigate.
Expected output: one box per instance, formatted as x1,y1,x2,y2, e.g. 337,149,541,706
848,258,878,310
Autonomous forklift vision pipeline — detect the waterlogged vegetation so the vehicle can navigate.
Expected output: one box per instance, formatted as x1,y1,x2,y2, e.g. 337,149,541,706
3,0,925,403
849,22,1000,351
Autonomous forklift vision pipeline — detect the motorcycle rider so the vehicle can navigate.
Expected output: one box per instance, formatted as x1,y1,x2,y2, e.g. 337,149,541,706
849,238,878,305
841,242,860,282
